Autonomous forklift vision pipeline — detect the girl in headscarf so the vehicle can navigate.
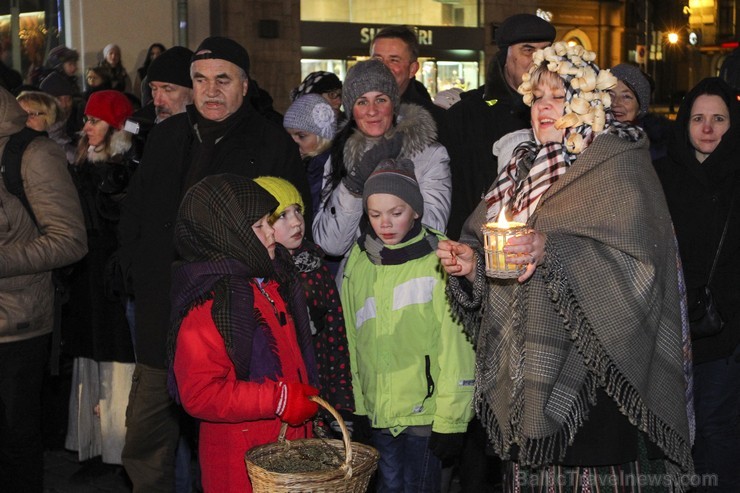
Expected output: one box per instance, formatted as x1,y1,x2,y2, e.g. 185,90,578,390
169,174,320,493
437,43,694,491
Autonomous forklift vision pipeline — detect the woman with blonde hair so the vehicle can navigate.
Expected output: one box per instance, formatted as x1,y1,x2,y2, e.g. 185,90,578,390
16,90,60,132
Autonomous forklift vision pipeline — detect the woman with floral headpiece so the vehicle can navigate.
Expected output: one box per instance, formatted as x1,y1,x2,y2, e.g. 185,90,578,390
436,42,694,491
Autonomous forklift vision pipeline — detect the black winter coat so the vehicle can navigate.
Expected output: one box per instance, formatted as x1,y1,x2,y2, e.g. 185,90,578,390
654,77,740,364
63,144,138,363
118,102,310,368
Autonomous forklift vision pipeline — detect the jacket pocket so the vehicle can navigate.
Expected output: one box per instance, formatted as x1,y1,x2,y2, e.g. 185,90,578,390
0,273,51,335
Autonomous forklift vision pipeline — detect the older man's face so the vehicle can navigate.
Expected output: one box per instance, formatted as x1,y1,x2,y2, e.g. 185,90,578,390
150,81,193,122
504,41,552,90
191,58,248,122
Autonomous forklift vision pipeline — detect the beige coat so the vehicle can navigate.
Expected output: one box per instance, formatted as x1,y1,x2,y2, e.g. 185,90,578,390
0,87,87,343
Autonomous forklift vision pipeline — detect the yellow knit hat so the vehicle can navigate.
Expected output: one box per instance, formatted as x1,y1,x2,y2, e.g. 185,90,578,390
253,176,304,223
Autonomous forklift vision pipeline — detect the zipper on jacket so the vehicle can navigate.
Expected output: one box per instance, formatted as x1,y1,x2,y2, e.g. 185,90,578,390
255,280,287,326
413,355,436,414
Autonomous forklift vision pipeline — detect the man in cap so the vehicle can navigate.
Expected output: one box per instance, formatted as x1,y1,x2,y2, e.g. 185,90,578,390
147,46,194,123
118,36,310,492
125,46,195,146
445,13,556,241
371,25,448,144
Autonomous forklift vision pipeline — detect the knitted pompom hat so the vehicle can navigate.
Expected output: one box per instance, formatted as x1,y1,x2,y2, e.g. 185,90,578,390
283,94,337,140
342,58,399,119
363,158,423,217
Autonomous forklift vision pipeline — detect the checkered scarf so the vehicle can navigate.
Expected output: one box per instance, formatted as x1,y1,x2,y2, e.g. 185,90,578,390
484,87,642,224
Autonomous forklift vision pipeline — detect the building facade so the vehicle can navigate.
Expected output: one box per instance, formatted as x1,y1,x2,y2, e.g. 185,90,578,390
5,1,736,111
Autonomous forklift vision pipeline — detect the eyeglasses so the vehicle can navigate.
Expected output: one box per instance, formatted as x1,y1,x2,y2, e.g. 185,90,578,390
324,90,341,100
26,112,46,118
83,116,102,125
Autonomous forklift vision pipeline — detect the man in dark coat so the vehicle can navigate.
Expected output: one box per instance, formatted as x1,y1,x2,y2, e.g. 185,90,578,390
444,14,556,240
118,36,310,492
370,25,449,145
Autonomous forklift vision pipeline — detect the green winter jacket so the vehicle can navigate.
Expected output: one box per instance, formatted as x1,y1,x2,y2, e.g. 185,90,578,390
342,227,475,436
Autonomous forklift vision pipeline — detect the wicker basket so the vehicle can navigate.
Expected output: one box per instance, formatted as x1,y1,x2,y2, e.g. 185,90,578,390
245,395,379,492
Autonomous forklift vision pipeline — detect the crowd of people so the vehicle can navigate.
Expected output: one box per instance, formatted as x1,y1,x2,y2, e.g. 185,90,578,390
0,13,738,493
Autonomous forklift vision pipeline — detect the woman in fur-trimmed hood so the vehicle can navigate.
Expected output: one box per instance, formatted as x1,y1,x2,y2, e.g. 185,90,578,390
437,43,694,491
312,59,451,276
64,89,139,465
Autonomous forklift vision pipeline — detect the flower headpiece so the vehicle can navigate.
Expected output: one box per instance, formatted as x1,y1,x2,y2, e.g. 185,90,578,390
517,42,618,153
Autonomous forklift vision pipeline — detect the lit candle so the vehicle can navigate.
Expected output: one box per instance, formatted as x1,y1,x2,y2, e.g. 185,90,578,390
481,209,528,278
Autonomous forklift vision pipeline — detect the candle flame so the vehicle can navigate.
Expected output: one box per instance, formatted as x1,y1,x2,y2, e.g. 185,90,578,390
497,209,510,228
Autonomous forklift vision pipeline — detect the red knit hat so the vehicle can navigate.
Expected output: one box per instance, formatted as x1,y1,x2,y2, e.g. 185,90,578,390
84,90,133,130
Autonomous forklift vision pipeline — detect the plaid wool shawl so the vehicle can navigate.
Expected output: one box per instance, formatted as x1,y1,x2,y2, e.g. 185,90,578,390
450,133,693,482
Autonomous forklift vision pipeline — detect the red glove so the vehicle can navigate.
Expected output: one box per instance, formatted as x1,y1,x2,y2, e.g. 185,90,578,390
274,382,319,426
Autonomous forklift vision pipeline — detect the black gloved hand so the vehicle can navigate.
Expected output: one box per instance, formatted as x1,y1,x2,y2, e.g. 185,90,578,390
428,431,465,461
350,414,373,444
342,132,404,195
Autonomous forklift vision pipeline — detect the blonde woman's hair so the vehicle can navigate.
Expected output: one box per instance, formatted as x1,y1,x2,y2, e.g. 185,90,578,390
304,135,332,158
16,90,60,129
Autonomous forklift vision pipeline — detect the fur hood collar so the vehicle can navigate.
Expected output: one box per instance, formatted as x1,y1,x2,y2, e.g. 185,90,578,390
343,103,437,170
86,128,133,163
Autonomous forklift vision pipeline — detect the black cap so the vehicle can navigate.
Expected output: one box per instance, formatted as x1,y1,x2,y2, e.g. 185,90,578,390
191,36,250,75
148,46,194,88
495,14,556,51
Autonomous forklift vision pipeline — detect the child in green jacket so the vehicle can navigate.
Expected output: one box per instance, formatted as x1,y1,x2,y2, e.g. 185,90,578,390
341,158,475,491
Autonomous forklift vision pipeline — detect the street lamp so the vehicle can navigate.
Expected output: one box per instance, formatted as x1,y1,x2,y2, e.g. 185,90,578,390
667,32,679,44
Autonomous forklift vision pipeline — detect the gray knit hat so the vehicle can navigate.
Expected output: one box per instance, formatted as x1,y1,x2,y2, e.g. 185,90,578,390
610,63,651,117
342,59,399,119
283,94,337,140
363,158,423,217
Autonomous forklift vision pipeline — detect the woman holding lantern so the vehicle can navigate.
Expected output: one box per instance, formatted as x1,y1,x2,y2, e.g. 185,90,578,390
437,43,694,490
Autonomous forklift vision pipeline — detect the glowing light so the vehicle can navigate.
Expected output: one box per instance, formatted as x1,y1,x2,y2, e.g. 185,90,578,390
668,32,679,44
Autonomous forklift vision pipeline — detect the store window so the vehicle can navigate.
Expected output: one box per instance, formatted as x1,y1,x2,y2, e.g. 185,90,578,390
301,0,480,28
0,1,64,84
300,58,478,98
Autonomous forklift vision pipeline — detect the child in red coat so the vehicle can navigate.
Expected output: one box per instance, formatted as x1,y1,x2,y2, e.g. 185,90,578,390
169,174,319,493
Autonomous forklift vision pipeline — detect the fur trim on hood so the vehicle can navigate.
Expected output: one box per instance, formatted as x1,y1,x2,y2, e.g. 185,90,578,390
85,128,133,163
343,102,437,172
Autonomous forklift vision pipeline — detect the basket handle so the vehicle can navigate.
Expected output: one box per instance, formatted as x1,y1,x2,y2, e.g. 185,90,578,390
276,395,354,475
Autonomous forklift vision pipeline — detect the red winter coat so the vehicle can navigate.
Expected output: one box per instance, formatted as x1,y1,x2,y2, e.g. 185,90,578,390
173,280,313,493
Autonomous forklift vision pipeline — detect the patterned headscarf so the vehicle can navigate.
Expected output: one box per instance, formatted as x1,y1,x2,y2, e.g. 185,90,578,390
168,175,279,395
174,174,277,273
485,42,642,223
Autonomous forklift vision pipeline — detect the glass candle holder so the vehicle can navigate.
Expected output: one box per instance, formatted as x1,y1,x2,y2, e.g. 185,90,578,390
481,221,528,278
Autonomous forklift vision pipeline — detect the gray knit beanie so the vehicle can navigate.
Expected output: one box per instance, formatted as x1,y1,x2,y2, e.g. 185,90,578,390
342,59,399,119
610,63,651,117
363,158,423,217
283,94,337,140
